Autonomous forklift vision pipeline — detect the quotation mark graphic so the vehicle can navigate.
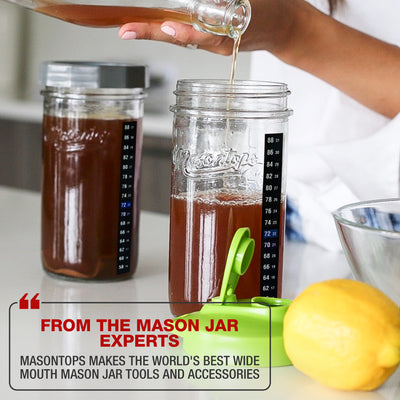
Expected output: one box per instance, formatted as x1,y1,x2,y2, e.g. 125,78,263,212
19,293,40,309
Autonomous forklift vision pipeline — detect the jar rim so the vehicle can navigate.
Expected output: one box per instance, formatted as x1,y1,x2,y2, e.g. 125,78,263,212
41,87,146,100
174,79,290,97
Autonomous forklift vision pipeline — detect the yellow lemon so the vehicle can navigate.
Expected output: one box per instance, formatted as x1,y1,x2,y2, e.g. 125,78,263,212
283,279,400,391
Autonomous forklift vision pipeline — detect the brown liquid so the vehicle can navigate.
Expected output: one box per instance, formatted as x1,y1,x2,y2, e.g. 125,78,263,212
41,116,142,280
169,191,285,316
35,4,192,28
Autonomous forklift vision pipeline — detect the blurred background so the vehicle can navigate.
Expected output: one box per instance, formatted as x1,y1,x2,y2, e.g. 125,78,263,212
0,1,251,213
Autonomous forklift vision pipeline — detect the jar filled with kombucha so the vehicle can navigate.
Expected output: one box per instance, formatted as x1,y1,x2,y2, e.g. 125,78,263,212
169,79,292,315
40,61,148,280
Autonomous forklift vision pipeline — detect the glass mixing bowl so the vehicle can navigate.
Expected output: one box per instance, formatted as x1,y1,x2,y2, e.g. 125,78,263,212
333,199,400,306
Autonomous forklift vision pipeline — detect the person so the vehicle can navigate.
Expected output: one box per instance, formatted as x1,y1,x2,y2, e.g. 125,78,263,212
119,0,400,251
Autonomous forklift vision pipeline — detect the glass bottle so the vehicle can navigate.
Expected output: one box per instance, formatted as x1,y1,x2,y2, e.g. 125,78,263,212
7,0,251,38
40,61,148,280
169,79,292,316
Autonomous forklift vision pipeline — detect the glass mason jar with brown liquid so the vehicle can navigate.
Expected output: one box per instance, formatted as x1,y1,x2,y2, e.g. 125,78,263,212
40,62,148,280
169,80,292,316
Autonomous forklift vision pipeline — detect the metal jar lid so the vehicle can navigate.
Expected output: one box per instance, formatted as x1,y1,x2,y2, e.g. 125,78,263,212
39,61,149,89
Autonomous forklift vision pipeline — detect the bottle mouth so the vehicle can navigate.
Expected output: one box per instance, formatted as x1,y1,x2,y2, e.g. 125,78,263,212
192,0,251,37
227,0,251,36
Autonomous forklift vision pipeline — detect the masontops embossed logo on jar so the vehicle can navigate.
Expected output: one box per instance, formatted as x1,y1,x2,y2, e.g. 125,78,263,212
173,147,259,178
44,126,111,150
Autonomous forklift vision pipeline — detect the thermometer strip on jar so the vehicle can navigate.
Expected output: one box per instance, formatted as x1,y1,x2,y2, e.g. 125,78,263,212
117,121,137,274
260,133,283,297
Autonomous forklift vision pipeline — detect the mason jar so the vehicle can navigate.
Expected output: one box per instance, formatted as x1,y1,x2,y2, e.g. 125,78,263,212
169,79,292,315
40,61,148,280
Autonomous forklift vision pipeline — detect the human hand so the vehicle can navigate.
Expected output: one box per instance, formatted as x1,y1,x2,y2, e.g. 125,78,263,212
119,20,236,55
118,0,306,57
119,0,400,118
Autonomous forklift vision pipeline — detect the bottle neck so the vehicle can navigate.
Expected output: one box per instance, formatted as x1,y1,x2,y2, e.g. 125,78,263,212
189,0,251,38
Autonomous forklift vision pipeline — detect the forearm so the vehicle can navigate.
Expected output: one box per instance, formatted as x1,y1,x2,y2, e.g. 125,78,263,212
118,0,400,118
276,2,400,118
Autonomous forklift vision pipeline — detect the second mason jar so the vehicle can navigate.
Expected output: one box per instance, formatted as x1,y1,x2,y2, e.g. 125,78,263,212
40,61,148,280
169,80,292,316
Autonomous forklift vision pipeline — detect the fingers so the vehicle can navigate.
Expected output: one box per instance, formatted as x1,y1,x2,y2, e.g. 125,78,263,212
119,22,233,55
160,22,233,55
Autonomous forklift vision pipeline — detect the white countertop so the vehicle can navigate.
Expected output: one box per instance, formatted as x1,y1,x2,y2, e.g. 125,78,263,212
1,186,399,399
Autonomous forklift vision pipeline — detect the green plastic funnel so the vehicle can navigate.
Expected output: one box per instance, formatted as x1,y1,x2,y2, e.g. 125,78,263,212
173,227,292,367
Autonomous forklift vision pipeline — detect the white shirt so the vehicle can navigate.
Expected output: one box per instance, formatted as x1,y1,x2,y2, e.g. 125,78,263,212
250,0,400,250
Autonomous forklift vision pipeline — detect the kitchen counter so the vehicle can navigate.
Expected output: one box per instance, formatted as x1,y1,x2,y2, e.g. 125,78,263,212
1,186,399,399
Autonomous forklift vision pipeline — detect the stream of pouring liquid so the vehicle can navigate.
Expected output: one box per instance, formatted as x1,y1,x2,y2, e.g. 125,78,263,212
225,29,242,143
229,28,242,85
